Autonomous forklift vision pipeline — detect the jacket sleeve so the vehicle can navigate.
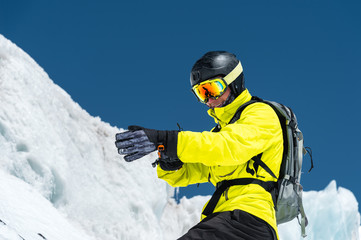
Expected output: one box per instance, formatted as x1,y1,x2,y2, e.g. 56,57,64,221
177,103,282,166
157,163,210,187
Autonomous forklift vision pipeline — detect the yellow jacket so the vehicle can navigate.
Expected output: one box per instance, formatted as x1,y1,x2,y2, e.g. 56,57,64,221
157,89,283,238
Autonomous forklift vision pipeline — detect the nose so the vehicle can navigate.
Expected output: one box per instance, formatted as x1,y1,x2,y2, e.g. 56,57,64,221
206,98,216,107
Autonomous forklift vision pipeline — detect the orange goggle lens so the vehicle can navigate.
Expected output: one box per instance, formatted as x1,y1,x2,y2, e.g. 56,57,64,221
192,78,227,103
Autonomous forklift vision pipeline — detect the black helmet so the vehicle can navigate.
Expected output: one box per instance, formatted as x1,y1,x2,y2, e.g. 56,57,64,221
190,51,245,96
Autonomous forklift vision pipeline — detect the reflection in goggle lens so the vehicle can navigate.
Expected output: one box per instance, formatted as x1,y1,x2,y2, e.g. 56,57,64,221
192,79,227,103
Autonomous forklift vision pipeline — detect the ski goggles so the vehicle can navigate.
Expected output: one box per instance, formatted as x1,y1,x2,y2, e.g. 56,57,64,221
191,78,228,103
191,61,243,103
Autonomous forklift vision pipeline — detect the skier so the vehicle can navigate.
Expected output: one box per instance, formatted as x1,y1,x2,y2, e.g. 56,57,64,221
115,51,282,239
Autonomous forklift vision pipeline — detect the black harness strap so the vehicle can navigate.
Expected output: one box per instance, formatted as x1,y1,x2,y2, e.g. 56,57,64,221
202,178,277,217
203,96,279,217
228,97,262,125
230,97,278,179
251,154,277,179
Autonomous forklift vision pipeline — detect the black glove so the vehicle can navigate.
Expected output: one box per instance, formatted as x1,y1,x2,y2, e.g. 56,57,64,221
158,160,184,171
115,125,181,164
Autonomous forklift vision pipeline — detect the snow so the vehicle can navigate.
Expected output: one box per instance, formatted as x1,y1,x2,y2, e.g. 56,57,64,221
0,33,360,239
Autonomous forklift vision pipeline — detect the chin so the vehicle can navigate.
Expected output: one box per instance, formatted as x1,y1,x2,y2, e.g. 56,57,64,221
210,102,224,109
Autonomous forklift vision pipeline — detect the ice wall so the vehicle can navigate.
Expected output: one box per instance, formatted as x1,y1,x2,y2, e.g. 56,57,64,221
0,34,168,239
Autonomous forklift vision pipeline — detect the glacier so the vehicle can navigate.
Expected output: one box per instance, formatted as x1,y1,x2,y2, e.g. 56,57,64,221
0,34,360,240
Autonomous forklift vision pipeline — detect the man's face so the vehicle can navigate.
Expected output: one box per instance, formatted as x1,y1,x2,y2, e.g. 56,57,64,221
206,87,231,109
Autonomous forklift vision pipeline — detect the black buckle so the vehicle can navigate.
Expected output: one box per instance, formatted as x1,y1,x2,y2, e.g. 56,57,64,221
216,181,224,189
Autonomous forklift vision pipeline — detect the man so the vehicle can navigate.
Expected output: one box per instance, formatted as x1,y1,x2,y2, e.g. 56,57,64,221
115,51,282,239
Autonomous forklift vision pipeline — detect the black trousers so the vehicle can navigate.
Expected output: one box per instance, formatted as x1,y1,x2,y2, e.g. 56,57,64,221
178,209,277,240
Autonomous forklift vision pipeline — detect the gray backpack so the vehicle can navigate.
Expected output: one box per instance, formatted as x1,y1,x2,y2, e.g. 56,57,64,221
202,96,312,237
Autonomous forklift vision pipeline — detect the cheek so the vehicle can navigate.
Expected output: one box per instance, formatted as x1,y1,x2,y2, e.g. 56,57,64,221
223,88,231,99
220,92,230,101
215,97,224,104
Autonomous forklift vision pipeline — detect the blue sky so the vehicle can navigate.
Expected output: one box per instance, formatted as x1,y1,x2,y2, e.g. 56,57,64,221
2,0,361,210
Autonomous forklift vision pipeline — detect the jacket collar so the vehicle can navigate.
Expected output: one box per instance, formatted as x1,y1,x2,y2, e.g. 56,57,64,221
207,89,252,127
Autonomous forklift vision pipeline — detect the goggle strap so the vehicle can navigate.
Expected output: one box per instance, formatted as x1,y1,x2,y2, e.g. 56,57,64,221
223,61,243,85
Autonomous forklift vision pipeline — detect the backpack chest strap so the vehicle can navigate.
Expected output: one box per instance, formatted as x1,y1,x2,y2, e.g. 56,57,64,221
202,178,277,217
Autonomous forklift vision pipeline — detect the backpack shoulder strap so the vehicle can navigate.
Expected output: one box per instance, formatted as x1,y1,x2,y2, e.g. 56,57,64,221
211,96,262,132
230,96,278,179
229,96,263,124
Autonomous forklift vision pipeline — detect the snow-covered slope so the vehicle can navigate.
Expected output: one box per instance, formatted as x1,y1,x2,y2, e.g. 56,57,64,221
0,34,168,240
0,34,360,240
0,169,94,240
